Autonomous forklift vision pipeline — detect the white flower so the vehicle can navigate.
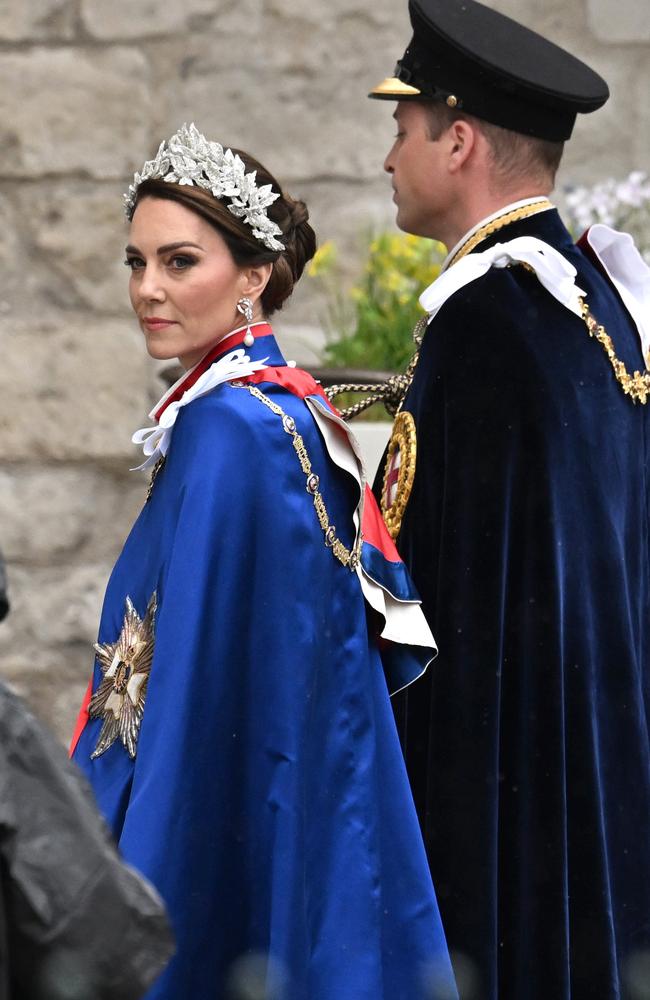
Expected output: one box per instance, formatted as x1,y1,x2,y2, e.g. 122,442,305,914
564,171,650,259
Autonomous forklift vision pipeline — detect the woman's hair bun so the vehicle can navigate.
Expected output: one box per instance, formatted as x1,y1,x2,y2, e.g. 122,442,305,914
260,191,316,314
287,198,310,232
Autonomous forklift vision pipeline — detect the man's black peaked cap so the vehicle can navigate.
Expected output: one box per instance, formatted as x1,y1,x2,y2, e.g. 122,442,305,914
370,0,609,141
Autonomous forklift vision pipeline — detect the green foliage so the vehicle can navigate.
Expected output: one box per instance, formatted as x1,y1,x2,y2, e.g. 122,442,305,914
307,232,446,372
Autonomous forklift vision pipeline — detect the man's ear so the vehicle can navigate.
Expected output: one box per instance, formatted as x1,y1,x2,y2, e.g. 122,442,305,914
447,119,477,174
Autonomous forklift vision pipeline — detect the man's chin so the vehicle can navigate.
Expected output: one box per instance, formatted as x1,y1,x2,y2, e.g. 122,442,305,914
395,210,445,245
395,211,426,239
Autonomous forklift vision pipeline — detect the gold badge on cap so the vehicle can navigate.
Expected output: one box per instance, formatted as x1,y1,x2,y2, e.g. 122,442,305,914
381,411,417,540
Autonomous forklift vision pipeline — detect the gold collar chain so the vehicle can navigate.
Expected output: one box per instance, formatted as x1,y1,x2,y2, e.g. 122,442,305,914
581,300,650,404
237,382,363,569
446,199,554,269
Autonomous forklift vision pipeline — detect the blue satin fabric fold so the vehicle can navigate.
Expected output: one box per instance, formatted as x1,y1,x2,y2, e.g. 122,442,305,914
73,357,457,1000
361,540,420,602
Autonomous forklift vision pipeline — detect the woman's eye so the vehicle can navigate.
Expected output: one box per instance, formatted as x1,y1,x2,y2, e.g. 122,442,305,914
169,254,197,270
124,257,144,270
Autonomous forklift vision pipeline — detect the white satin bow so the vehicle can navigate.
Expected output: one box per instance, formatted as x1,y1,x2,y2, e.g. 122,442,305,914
419,236,587,321
132,349,268,470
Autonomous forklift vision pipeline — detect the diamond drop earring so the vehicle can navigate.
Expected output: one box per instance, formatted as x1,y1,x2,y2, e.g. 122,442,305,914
236,297,255,346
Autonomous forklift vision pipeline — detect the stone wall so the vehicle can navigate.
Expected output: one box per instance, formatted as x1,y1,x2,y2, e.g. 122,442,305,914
1,0,648,741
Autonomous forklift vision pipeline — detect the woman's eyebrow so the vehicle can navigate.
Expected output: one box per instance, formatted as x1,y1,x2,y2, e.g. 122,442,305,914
124,241,205,255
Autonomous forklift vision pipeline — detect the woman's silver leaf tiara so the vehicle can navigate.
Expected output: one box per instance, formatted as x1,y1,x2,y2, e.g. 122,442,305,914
123,123,286,252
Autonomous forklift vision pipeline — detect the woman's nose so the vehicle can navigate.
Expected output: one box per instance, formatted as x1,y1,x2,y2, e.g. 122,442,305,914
138,264,165,302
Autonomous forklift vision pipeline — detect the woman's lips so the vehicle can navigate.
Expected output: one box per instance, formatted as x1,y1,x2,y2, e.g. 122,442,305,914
143,317,175,330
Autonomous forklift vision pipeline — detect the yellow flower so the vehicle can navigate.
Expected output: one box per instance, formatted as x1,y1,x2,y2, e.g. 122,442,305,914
307,240,337,278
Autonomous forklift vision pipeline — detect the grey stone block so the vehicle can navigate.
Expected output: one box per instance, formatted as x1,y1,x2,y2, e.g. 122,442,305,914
0,466,146,564
0,48,153,178
0,0,76,41
18,181,133,316
0,318,155,461
0,562,111,742
560,52,646,186
81,0,220,39
588,0,650,42
1,563,107,651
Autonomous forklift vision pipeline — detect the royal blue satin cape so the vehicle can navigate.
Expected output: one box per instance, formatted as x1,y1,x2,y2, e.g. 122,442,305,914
73,331,456,1000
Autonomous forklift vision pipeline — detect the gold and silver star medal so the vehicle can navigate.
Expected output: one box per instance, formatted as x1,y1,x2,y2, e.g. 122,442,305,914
88,593,157,760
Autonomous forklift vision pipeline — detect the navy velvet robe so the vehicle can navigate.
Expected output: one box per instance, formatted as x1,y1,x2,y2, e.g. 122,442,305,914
386,209,650,999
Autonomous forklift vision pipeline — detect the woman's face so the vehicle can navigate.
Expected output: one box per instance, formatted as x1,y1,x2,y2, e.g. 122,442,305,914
126,196,255,369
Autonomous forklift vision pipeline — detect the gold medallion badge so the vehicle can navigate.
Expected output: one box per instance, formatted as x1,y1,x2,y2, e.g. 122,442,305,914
381,411,417,540
88,593,157,760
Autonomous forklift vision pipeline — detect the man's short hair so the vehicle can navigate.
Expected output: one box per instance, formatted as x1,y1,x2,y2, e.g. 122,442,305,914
424,102,565,189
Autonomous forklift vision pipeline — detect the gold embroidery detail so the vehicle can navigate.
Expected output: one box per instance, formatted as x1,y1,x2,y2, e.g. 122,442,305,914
146,456,166,502
89,593,157,759
581,299,650,404
447,199,554,269
381,411,418,540
239,384,362,570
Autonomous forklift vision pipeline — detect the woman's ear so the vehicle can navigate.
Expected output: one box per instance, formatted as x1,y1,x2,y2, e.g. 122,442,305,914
240,262,273,306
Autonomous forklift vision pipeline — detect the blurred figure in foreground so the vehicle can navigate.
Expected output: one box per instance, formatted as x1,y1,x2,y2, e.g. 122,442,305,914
0,549,9,623
0,570,172,998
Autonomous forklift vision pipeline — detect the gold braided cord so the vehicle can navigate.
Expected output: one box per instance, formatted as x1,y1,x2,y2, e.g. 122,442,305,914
325,316,428,420
323,385,387,420
240,383,363,569
581,300,650,404
394,315,428,416
446,199,554,269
